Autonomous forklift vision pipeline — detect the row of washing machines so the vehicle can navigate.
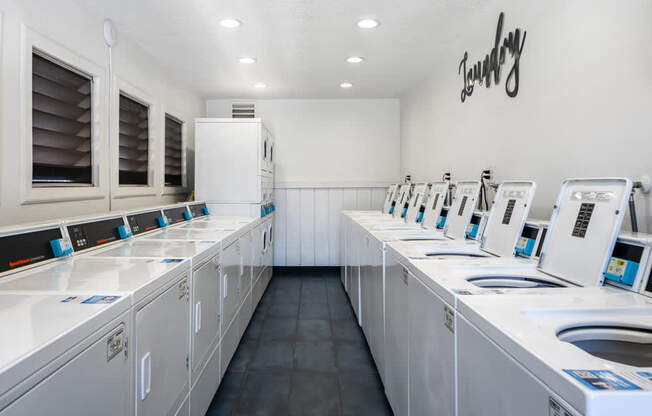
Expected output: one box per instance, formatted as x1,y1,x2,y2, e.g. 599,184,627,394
341,178,652,416
0,201,274,416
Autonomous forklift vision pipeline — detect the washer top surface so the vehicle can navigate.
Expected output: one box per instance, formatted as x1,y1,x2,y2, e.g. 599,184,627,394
0,257,189,305
144,227,237,243
0,292,130,398
91,239,218,261
458,291,652,413
368,228,446,243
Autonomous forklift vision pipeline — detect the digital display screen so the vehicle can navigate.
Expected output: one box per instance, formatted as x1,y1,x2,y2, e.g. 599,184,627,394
67,218,124,252
521,225,539,240
0,227,63,274
163,207,188,224
127,211,162,235
611,242,644,263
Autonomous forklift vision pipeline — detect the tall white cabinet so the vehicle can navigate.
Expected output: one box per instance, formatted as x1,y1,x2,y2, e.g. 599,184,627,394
195,118,275,217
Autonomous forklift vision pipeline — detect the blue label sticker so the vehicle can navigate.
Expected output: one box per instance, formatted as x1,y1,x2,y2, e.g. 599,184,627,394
564,370,642,391
161,258,184,263
80,295,121,304
637,372,652,382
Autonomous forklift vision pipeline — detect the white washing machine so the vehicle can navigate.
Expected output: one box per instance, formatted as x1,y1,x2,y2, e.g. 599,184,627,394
457,289,652,416
382,178,633,416
0,292,132,416
390,181,536,261
0,235,192,416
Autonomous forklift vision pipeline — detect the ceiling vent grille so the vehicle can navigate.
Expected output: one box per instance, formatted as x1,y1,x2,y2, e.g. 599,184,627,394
232,103,255,118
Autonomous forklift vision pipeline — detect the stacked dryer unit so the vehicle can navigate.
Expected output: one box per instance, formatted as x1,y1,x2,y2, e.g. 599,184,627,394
194,118,275,311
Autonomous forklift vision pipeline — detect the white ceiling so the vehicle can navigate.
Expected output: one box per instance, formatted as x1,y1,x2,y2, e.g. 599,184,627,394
77,0,489,99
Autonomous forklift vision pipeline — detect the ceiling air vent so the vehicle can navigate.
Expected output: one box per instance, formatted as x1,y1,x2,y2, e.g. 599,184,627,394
232,103,255,118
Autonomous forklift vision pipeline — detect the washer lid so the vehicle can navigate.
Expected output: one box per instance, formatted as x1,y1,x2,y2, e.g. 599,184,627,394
421,181,448,228
480,181,536,257
537,178,632,287
444,181,481,240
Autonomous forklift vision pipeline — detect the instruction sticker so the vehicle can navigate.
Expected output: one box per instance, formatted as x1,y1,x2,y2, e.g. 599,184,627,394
636,372,652,383
61,295,121,304
564,370,642,391
161,258,184,263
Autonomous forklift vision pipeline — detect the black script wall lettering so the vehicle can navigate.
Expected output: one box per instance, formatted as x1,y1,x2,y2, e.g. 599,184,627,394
458,12,526,102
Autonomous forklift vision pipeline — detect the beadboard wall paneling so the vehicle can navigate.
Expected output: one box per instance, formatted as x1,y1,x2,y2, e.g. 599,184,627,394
273,186,386,266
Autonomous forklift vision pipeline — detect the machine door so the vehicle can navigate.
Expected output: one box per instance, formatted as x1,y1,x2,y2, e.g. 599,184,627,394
409,274,455,416
191,256,221,380
385,255,409,416
1,321,130,416
136,277,190,416
222,241,241,331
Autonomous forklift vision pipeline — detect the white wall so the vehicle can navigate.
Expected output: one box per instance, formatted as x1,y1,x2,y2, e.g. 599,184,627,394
400,0,652,232
0,0,204,227
206,99,401,265
205,99,400,187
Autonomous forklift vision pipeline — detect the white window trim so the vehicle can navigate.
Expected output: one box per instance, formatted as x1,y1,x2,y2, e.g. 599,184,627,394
161,107,188,195
111,77,158,199
20,25,107,205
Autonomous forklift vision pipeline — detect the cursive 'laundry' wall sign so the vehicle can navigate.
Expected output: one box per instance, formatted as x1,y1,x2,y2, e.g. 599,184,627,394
458,12,526,103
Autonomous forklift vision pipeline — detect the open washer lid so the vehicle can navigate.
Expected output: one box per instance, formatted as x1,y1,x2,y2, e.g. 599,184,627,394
443,181,481,240
405,183,430,223
480,181,536,257
421,181,449,228
537,178,632,287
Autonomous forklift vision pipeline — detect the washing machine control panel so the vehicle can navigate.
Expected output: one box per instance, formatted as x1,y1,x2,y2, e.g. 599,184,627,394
0,226,64,274
127,210,163,236
516,224,539,257
189,202,208,218
163,207,189,224
67,217,124,252
604,240,647,291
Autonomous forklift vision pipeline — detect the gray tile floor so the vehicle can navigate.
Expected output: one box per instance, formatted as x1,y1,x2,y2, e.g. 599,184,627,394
206,268,393,416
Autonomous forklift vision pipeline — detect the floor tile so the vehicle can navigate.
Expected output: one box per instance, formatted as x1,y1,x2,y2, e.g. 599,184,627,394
243,317,264,341
335,343,377,374
206,371,244,416
331,320,365,345
339,372,392,416
328,302,354,321
228,339,257,372
249,340,295,371
294,341,337,372
289,372,341,416
297,319,332,341
267,302,300,318
299,302,330,319
260,318,297,341
237,372,291,415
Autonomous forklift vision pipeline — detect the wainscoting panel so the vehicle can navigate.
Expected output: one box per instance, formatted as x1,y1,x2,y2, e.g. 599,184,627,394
273,186,387,267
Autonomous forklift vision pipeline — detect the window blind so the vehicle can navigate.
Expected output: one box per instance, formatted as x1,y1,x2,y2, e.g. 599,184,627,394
119,94,149,185
32,52,93,184
164,115,183,186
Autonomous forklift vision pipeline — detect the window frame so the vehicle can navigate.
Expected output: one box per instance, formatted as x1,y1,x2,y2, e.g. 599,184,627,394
111,77,157,198
161,107,187,194
20,25,107,204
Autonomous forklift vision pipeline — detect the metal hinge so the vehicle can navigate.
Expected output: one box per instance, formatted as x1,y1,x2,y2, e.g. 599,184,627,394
124,336,128,359
185,355,189,369
402,267,409,285
444,305,455,333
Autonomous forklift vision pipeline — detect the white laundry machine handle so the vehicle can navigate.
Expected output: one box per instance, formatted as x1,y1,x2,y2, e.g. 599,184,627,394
195,302,202,334
141,352,152,400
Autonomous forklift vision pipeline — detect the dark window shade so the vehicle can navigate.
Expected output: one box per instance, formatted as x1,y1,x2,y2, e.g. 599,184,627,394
164,115,183,186
32,52,93,184
119,94,149,185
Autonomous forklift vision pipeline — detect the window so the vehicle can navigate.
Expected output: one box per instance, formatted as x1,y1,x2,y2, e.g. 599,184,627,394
118,93,149,185
164,114,183,186
32,51,93,185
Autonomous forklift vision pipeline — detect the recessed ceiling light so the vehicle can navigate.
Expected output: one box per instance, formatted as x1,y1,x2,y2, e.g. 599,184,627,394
340,82,353,89
254,82,267,89
239,57,257,64
357,19,379,29
346,56,364,64
219,18,242,28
